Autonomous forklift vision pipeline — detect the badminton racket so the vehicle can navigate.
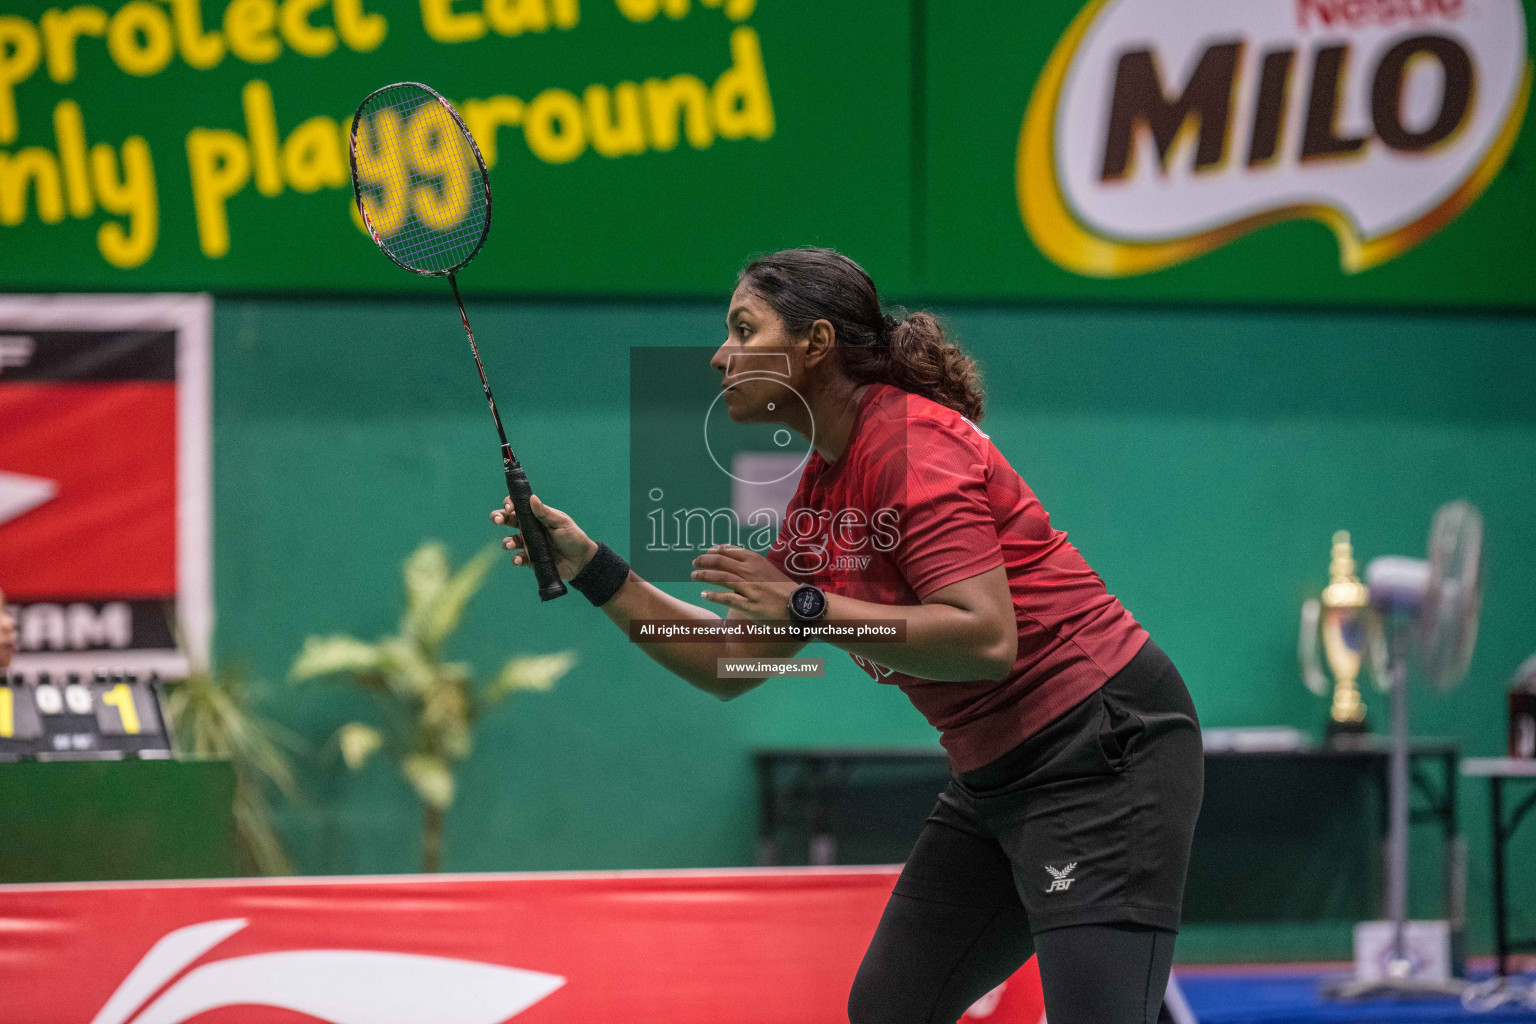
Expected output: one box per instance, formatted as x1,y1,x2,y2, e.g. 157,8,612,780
349,81,565,601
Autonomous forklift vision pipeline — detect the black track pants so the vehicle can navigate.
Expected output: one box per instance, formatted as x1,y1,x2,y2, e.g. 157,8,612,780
849,638,1201,1024
849,890,1176,1024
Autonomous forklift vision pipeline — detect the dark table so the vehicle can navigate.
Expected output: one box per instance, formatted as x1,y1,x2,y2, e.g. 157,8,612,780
1462,757,1536,979
755,741,1461,940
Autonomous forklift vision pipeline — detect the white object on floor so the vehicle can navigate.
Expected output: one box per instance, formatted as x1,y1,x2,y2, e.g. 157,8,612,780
1353,920,1452,983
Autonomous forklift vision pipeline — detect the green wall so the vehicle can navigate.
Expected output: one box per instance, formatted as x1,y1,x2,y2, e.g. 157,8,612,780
214,296,1536,959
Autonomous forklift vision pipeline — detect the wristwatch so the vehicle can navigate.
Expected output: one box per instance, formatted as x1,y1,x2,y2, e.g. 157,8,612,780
787,583,829,623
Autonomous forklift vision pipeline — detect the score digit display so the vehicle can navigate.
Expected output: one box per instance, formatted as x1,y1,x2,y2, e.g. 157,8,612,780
0,685,42,750
0,673,172,760
0,682,44,758
34,684,63,715
99,684,142,735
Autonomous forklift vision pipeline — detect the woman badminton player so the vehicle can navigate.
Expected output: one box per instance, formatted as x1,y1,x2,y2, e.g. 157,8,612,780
493,248,1203,1024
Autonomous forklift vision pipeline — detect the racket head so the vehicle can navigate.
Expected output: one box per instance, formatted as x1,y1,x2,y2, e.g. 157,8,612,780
349,82,492,277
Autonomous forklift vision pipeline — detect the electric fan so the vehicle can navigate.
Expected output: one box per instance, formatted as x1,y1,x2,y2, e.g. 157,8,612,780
1329,500,1483,999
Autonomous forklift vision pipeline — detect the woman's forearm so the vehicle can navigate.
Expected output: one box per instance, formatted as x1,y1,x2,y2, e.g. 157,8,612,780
580,540,1012,690
690,556,1016,685
818,576,1017,683
491,499,808,696
598,574,727,692
599,573,804,698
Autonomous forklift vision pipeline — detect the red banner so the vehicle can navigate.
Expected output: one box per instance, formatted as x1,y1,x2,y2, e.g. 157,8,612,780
0,382,176,598
0,868,1046,1024
0,296,211,677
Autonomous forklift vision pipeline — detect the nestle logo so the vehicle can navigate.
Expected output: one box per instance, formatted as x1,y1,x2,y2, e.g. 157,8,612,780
1296,0,1464,31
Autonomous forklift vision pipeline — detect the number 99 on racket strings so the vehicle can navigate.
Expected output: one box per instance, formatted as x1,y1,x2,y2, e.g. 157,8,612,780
348,82,567,601
349,82,491,276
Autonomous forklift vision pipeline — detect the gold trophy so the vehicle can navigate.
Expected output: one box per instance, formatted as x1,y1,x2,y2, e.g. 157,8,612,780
1300,531,1372,740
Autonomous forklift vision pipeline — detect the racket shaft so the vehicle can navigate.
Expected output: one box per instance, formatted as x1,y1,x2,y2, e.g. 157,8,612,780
504,453,566,601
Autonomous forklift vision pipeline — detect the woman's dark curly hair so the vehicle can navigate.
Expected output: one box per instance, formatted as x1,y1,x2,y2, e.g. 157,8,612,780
738,247,985,422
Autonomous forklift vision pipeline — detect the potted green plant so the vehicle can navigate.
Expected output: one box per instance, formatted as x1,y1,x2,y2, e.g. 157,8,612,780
290,541,574,872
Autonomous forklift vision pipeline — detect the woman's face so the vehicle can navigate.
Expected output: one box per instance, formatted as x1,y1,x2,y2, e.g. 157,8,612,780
710,282,811,426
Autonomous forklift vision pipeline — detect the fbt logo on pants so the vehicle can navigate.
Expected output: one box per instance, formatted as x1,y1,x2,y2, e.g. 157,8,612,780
1020,0,1530,276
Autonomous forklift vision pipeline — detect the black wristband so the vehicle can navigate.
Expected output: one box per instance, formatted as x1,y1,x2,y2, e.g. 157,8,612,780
569,542,630,607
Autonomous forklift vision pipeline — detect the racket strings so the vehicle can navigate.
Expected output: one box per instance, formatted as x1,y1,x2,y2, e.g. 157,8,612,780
351,83,490,276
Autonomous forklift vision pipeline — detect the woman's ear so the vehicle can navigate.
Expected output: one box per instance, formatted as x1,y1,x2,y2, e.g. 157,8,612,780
803,318,837,368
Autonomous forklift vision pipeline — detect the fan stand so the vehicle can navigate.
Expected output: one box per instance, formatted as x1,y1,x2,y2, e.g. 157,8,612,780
1325,619,1467,1000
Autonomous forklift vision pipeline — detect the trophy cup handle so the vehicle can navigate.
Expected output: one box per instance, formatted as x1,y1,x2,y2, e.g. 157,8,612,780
1300,598,1331,697
1366,608,1391,692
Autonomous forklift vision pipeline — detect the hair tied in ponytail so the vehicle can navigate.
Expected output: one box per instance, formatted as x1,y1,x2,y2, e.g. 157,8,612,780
738,247,986,422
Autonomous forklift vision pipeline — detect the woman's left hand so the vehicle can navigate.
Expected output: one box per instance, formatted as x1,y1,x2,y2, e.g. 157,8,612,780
692,545,798,619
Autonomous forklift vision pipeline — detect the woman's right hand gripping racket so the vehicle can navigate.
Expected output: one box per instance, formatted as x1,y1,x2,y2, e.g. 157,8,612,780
349,81,566,601
493,495,599,581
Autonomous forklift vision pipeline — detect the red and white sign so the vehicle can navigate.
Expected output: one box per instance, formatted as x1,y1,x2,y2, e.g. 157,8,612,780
0,296,210,675
0,869,1046,1024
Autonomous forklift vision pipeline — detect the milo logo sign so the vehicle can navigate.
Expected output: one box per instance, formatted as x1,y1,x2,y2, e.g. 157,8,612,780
1019,0,1531,276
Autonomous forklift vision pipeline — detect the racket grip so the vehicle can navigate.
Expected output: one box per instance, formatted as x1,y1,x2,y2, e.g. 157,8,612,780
503,456,567,602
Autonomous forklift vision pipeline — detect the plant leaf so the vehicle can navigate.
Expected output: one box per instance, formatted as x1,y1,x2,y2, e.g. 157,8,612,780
233,780,294,875
414,544,499,651
377,636,435,697
402,753,455,811
162,661,301,875
289,635,381,682
486,651,577,704
336,722,384,771
401,541,451,637
420,677,473,761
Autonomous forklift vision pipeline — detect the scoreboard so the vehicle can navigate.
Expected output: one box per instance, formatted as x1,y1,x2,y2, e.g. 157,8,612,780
0,672,172,760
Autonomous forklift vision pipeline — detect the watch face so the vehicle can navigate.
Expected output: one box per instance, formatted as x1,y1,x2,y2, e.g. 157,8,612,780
791,585,825,620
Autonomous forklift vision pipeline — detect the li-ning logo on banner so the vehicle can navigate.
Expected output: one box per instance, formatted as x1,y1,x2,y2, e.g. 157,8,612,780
1019,0,1531,276
89,918,564,1024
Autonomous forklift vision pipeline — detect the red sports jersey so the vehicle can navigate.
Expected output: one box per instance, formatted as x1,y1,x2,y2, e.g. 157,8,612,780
766,384,1148,773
